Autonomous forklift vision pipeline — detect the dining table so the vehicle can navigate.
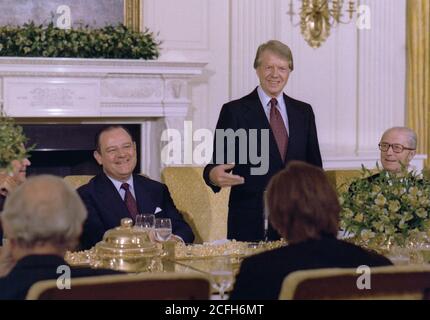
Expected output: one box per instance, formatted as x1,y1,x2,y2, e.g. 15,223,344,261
64,239,287,299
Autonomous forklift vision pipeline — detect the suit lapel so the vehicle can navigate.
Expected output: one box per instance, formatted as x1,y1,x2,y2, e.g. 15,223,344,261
95,173,131,226
242,88,284,167
284,94,305,163
133,175,157,215
242,89,270,130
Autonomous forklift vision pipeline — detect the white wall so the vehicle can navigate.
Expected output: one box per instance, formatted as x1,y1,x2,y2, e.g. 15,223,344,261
144,0,230,132
143,0,425,171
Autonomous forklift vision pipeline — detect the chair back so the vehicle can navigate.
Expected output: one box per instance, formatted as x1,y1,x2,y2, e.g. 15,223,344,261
325,169,374,193
279,265,430,300
26,272,210,300
63,175,94,189
64,174,151,189
161,166,230,243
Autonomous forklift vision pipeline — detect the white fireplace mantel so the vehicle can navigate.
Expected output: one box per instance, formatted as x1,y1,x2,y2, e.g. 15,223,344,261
0,57,206,119
0,57,207,179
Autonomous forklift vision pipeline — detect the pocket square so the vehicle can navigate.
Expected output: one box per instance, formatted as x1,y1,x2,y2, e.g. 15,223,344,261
154,207,162,214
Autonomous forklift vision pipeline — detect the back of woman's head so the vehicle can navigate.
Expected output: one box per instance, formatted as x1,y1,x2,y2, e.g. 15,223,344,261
267,161,340,243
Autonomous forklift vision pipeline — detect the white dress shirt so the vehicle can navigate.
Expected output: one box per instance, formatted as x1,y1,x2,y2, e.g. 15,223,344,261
106,174,136,200
106,173,184,243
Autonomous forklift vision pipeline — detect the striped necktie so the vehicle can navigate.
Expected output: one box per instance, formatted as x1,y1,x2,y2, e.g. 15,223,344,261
269,98,288,162
120,182,138,220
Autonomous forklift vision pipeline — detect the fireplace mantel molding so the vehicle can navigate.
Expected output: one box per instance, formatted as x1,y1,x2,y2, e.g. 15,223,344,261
0,57,207,179
0,57,206,120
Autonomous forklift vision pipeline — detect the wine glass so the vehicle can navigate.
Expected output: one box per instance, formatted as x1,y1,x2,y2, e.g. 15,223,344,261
154,218,172,242
209,256,235,300
135,214,155,231
409,232,430,264
387,244,410,265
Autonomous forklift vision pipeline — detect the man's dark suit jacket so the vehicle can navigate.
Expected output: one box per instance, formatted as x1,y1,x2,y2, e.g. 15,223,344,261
78,173,194,249
230,236,392,300
203,88,322,241
0,254,119,300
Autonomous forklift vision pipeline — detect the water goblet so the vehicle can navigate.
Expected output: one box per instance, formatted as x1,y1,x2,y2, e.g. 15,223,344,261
136,214,155,229
411,232,430,263
154,218,172,242
387,244,410,265
209,256,235,300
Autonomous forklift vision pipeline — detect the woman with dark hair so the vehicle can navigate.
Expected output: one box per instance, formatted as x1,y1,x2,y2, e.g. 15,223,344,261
230,161,391,300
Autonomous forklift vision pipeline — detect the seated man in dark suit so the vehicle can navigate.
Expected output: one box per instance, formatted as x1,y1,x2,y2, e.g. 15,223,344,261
78,125,194,250
0,175,118,300
230,161,392,300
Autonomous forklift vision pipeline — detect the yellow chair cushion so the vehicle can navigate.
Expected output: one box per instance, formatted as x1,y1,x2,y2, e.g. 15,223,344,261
63,175,94,189
325,169,375,193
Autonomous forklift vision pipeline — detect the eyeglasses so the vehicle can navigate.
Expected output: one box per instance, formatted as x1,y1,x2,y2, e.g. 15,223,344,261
378,142,415,153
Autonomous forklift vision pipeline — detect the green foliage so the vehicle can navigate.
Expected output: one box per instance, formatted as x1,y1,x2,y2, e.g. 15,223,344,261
0,22,160,59
339,166,430,246
0,113,32,170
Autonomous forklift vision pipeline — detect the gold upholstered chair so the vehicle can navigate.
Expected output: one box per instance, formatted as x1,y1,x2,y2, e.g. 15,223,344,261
279,265,430,300
26,272,211,300
324,169,374,193
63,175,94,189
63,174,151,189
161,166,230,244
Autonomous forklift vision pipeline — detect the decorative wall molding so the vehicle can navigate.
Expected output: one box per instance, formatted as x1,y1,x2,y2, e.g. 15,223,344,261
143,0,229,135
101,79,163,100
230,0,277,99
144,0,209,50
356,0,407,154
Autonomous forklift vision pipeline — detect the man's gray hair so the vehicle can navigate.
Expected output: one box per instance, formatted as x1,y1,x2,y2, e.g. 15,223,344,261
253,40,294,71
2,175,87,250
382,126,417,149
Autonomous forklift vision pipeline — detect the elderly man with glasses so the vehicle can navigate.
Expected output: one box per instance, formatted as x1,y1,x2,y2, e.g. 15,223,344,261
348,127,417,192
377,126,417,174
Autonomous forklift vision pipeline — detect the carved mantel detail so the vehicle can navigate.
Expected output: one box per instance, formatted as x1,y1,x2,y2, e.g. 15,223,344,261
0,57,205,120
0,57,206,178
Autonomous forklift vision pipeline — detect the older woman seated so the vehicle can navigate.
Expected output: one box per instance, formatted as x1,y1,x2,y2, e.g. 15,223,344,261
0,157,31,210
0,156,31,241
0,175,119,300
230,161,392,300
